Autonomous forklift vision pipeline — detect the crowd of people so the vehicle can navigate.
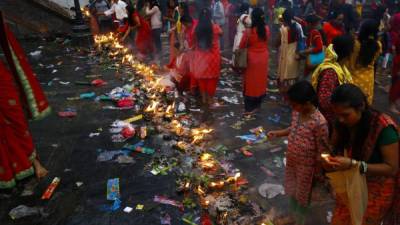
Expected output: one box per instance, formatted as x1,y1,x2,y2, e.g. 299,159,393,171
86,0,400,224
1,0,400,224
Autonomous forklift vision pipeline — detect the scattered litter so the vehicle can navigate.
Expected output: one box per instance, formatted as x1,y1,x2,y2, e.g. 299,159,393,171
160,212,172,225
221,96,239,105
123,207,133,213
154,195,183,210
80,92,96,99
258,183,284,199
76,182,84,187
178,102,186,112
59,81,70,85
91,79,107,87
136,204,144,210
97,150,125,162
124,114,143,123
107,178,120,201
9,205,44,220
58,108,77,118
29,50,42,58
41,177,60,200
75,67,81,71
117,98,134,108
89,132,100,138
236,127,267,144
100,198,121,212
51,69,58,74
115,155,136,164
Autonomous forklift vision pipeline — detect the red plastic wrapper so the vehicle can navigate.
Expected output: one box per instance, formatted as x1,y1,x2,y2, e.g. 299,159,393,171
201,212,212,225
91,79,107,87
58,111,77,118
117,98,134,108
121,126,136,138
41,177,60,200
153,195,184,211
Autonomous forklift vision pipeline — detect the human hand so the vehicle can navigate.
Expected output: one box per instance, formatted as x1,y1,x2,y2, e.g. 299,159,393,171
267,130,281,139
324,156,352,171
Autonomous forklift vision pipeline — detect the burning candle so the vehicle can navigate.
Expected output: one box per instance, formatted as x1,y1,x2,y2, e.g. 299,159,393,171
321,153,330,160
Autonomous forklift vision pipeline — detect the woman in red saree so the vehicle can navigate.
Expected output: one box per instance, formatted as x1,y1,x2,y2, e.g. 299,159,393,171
121,1,154,57
323,84,399,225
239,8,270,115
191,8,222,108
0,12,50,189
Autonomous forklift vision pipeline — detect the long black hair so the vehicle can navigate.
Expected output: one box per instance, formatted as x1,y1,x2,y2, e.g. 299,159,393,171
239,2,250,15
179,2,190,17
357,19,380,67
137,0,145,11
251,7,267,41
331,84,379,160
288,81,318,106
195,8,213,50
282,9,298,41
332,34,354,62
150,0,160,9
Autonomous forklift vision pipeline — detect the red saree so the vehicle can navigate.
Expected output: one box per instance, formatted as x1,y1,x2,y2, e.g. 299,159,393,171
133,12,154,56
0,12,50,189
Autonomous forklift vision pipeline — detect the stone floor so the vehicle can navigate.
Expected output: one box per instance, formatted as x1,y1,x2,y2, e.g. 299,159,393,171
0,34,398,225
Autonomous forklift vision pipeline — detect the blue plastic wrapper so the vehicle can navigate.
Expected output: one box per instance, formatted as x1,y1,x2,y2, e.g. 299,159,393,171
80,92,96,99
106,178,120,201
122,140,145,151
100,198,121,212
236,135,258,141
97,150,128,162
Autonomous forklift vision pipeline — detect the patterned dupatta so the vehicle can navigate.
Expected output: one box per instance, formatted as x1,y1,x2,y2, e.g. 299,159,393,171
0,11,50,120
363,113,400,224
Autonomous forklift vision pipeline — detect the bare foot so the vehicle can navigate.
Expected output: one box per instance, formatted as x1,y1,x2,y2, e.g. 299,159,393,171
32,159,48,179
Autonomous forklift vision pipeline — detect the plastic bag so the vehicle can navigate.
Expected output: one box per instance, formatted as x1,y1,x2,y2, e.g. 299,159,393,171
9,205,43,220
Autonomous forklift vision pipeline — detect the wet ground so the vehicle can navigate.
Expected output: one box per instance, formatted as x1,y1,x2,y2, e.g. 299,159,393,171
0,34,398,225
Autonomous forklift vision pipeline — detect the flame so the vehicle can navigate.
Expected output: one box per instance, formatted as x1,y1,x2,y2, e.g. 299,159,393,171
191,128,213,144
210,181,224,188
197,186,205,195
198,153,217,170
165,102,175,116
200,153,212,161
145,100,159,113
234,172,241,180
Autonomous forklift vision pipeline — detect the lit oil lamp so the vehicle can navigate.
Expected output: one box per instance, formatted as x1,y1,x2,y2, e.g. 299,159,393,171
209,181,225,189
145,100,159,113
191,128,213,144
198,153,217,171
